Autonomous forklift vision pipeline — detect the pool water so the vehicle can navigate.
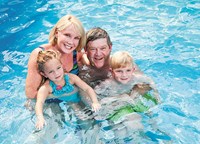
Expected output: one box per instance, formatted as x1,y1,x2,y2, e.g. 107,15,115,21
0,0,200,143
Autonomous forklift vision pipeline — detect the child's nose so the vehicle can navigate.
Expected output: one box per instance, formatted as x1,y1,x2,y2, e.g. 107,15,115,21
122,71,126,76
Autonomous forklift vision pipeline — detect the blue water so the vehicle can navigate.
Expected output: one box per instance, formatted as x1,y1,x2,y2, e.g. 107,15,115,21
0,0,200,143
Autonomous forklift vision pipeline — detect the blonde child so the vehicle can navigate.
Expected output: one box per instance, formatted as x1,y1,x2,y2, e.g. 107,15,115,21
95,51,161,103
93,51,161,140
35,50,101,130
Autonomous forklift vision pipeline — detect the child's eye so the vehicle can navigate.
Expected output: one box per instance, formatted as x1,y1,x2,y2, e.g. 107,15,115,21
49,71,53,74
57,66,61,70
115,70,122,73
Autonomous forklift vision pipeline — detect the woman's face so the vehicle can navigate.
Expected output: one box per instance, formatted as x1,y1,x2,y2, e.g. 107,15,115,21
56,24,81,54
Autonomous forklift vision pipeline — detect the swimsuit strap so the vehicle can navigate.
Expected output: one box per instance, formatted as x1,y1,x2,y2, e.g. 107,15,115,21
69,50,79,75
50,75,74,96
38,46,45,50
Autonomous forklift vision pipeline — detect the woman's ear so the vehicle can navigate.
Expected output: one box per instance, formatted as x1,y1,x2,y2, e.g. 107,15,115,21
55,29,58,38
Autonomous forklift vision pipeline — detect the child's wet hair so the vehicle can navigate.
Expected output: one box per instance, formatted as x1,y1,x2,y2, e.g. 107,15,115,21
37,50,61,72
110,51,134,69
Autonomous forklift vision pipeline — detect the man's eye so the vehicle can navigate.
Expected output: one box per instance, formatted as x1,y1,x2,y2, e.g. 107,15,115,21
100,47,106,50
90,48,95,51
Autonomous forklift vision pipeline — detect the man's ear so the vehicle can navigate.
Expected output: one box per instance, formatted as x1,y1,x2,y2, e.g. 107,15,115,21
84,46,87,52
109,44,112,50
109,68,114,75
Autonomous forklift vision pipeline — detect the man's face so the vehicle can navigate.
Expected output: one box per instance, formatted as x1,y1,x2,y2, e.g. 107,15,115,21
86,38,112,69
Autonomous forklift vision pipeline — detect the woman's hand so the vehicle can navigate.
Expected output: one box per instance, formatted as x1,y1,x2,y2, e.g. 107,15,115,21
91,102,101,112
35,115,46,130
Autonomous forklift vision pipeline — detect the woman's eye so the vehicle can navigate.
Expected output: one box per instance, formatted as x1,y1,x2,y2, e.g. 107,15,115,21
75,37,80,40
64,34,70,37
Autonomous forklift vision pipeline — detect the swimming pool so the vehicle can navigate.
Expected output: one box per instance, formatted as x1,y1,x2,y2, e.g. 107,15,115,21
0,0,199,143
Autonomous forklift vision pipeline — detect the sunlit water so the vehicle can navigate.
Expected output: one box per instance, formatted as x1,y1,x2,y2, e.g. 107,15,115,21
0,0,199,143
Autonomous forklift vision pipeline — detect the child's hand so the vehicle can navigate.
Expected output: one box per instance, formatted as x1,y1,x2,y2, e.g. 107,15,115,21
92,102,101,112
35,115,46,130
133,83,152,95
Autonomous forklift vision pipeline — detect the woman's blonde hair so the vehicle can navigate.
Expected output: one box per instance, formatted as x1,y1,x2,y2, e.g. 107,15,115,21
49,15,86,51
37,50,61,72
110,51,134,69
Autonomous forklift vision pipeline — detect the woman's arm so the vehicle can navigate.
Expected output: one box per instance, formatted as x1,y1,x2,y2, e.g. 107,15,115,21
69,74,100,111
25,48,43,99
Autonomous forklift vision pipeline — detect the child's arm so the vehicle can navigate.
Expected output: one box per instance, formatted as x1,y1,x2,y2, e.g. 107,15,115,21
131,74,161,103
35,83,50,130
69,74,101,112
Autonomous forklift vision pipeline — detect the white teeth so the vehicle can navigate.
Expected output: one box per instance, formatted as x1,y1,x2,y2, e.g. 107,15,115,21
64,44,71,49
65,45,71,49
95,57,103,60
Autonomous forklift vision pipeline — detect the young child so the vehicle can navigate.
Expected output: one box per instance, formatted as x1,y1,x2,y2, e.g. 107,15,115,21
94,51,161,137
95,51,160,103
35,50,101,130
94,51,160,121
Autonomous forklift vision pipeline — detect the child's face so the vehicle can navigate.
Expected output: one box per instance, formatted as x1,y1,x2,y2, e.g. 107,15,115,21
42,58,64,82
112,65,134,84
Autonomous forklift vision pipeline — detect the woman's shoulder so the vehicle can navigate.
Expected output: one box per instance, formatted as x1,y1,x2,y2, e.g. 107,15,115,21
30,44,52,55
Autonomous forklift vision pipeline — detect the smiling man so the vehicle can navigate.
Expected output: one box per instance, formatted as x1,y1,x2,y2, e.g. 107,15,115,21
78,27,112,87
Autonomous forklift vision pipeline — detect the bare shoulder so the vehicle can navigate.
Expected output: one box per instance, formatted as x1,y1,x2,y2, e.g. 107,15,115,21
39,80,51,92
67,73,80,83
29,47,42,57
68,73,77,78
80,53,90,65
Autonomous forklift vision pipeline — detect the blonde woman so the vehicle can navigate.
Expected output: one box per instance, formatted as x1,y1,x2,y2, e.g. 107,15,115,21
25,15,86,99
